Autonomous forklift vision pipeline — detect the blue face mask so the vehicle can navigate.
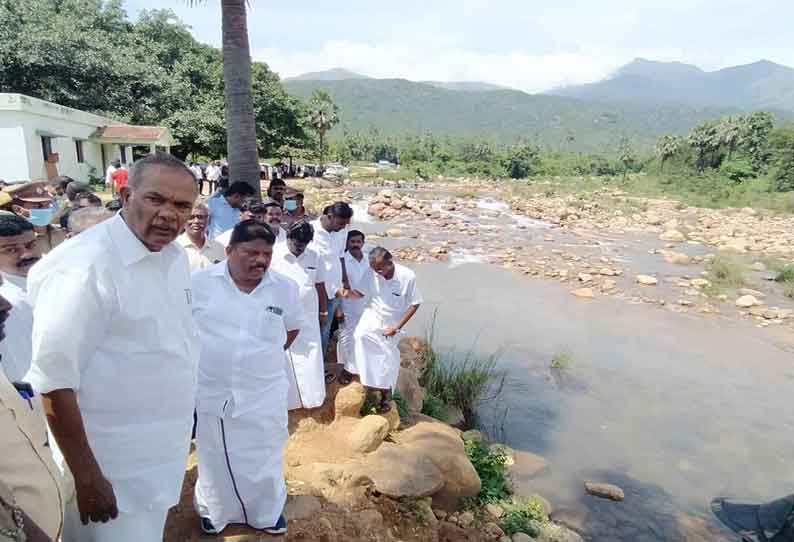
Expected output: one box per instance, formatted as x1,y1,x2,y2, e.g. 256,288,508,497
27,207,56,226
284,199,298,212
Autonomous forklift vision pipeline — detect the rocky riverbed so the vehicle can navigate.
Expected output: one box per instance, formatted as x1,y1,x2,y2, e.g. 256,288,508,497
292,175,794,333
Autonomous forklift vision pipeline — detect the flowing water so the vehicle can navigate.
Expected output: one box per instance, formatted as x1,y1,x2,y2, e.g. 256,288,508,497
347,191,794,541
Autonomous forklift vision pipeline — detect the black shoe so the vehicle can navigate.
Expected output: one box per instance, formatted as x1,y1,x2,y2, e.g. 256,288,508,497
200,516,219,535
262,514,287,535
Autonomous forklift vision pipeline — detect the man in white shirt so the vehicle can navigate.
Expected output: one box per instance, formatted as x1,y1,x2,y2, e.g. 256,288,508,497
262,198,287,248
351,247,422,413
337,230,370,384
215,198,266,248
0,214,42,382
271,220,328,410
205,161,221,194
191,220,302,536
104,160,119,193
176,202,226,271
25,153,200,542
310,202,353,358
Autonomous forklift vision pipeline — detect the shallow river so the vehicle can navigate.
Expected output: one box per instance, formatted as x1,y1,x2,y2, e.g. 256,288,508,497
400,261,793,541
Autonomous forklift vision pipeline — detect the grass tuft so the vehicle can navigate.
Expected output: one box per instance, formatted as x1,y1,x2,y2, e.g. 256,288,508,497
550,353,574,370
499,496,550,537
774,264,794,284
705,256,748,295
463,438,510,505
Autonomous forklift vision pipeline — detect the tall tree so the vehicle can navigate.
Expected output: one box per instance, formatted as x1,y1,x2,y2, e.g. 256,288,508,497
654,134,680,172
308,90,339,166
744,111,775,172
189,0,260,193
716,115,746,160
617,136,635,180
687,122,718,171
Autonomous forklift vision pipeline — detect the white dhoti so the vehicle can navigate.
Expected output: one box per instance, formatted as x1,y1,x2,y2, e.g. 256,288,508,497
194,397,288,532
352,308,401,390
63,500,169,542
337,294,367,375
286,320,325,409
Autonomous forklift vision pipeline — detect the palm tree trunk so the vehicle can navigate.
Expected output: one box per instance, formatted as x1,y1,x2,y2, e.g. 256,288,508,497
221,0,260,195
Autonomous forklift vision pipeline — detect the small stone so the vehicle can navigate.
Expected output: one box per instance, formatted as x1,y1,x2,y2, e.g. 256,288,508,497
284,495,322,521
735,295,760,308
457,511,475,528
433,508,448,521
601,279,617,292
738,288,765,298
636,275,658,286
485,503,504,519
385,228,403,237
691,278,711,288
750,262,767,272
584,481,625,501
512,533,533,542
599,268,618,276
484,522,506,539
578,273,593,283
660,230,686,243
660,250,691,265
570,287,595,299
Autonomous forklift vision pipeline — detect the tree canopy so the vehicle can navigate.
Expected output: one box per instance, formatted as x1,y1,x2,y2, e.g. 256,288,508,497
0,0,309,159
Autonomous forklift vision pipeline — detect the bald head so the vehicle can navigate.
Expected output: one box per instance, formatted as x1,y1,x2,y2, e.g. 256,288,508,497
129,152,195,190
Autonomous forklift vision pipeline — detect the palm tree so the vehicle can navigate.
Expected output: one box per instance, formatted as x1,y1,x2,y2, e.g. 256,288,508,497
188,1,260,194
717,115,746,160
688,122,718,171
617,136,635,181
309,90,339,167
654,134,680,172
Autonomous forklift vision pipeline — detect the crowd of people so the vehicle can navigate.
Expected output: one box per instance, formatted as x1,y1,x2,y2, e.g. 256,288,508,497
0,152,423,541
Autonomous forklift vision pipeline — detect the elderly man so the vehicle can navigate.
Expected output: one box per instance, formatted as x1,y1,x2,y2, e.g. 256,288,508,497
206,182,255,239
0,276,71,542
0,214,42,381
271,220,328,410
351,247,422,413
310,202,353,358
177,203,226,271
25,153,200,542
191,220,302,536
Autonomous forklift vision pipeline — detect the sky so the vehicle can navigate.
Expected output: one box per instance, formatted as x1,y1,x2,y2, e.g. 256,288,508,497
124,1,793,93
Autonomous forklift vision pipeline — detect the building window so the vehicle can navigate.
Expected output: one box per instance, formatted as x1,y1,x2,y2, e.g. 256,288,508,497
41,136,53,162
119,145,127,163
75,140,85,163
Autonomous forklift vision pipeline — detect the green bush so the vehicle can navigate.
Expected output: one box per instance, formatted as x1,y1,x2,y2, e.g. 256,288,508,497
720,157,755,183
391,391,409,421
463,438,510,504
420,391,447,421
774,264,794,284
499,496,549,537
706,255,748,295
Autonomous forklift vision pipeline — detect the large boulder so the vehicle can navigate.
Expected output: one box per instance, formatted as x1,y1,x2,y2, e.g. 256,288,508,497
347,415,391,453
660,230,686,243
363,443,445,498
398,422,481,510
334,382,366,419
367,202,387,218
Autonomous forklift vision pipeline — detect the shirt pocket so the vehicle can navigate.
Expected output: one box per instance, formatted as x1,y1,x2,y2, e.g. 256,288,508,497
255,307,286,347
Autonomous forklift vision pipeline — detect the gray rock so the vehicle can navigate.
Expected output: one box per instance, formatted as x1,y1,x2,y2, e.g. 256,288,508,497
364,443,445,498
512,533,533,542
283,495,322,521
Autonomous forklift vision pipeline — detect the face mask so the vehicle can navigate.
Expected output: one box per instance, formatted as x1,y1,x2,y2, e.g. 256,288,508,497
27,207,56,226
284,200,298,212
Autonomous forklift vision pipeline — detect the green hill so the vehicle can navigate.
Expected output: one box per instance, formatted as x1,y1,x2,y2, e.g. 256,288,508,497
284,78,741,152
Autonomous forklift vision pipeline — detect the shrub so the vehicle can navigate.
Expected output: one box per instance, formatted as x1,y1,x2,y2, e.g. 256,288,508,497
463,438,510,504
391,391,409,421
499,496,549,537
706,256,747,295
550,353,573,370
774,264,794,284
420,391,447,421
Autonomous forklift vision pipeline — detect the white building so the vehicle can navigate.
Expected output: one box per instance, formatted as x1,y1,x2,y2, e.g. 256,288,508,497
0,93,175,184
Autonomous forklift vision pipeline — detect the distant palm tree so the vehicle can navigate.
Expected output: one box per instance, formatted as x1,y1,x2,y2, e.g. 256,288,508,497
188,0,260,194
716,115,746,160
309,90,339,167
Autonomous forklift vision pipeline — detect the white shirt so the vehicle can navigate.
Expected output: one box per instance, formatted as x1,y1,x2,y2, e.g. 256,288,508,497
25,213,199,513
310,219,348,299
104,164,117,186
190,165,203,180
340,252,370,318
0,272,32,382
271,247,326,318
358,263,423,323
205,164,221,182
176,232,226,271
191,263,303,418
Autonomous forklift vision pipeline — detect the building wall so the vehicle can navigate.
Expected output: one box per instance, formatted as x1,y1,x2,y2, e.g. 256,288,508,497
0,124,29,182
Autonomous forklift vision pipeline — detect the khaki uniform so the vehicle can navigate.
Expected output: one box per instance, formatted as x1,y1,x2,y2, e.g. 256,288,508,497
0,375,70,540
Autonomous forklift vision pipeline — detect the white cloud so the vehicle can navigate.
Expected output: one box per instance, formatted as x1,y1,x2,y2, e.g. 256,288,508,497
255,41,626,93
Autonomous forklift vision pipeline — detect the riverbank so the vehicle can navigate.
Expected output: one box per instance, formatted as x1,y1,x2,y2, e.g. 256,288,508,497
163,337,581,542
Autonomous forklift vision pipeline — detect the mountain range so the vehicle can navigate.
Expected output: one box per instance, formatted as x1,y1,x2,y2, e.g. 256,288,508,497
553,58,794,111
282,60,794,151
